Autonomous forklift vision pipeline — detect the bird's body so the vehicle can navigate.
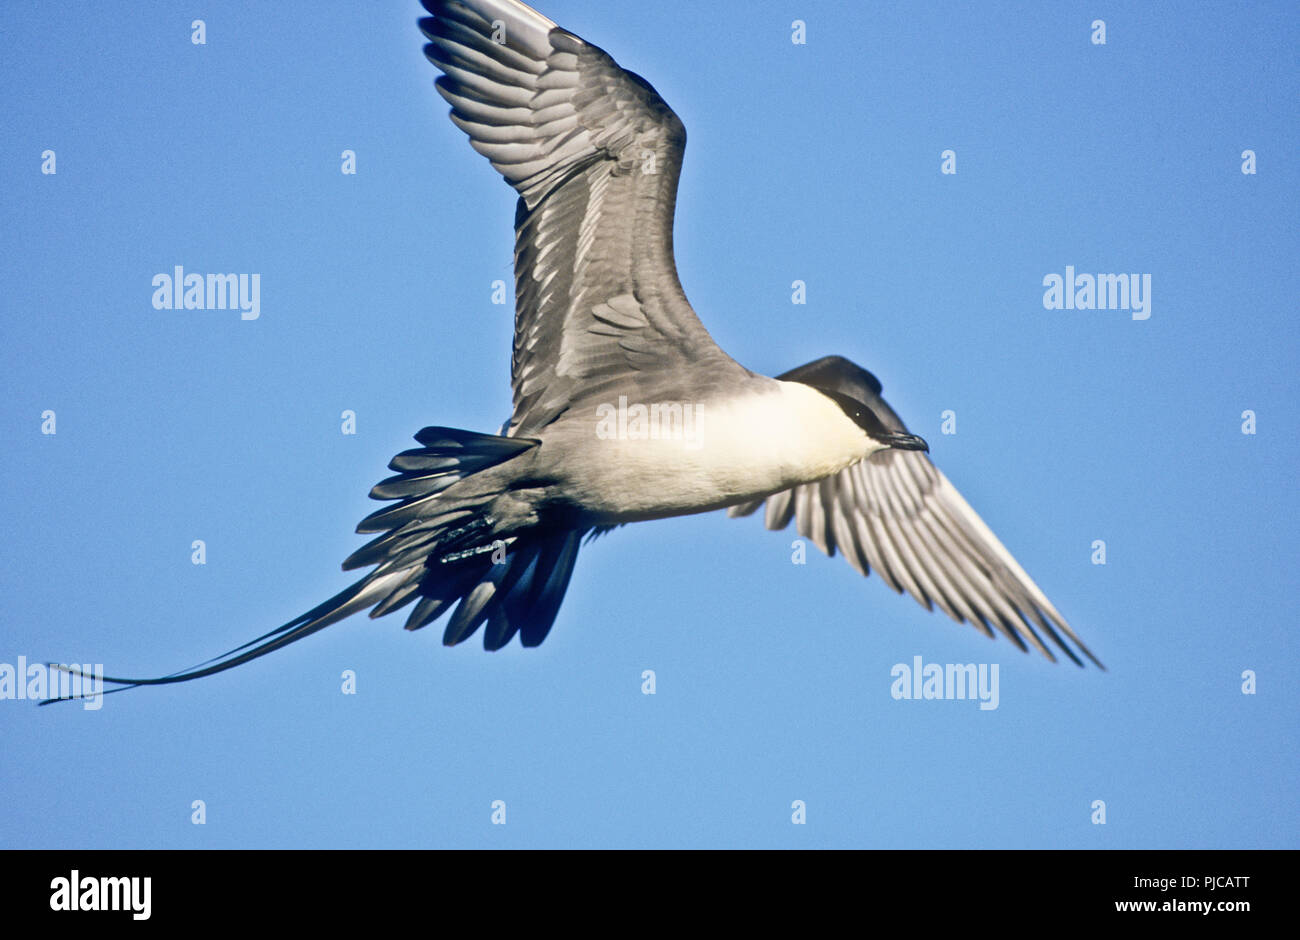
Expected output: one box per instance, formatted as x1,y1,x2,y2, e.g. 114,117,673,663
514,376,889,526
52,0,1099,702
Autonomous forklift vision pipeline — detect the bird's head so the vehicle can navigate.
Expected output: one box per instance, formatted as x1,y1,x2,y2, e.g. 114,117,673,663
777,355,929,454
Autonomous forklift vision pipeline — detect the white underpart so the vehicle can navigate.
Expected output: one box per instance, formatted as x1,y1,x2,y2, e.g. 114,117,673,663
577,381,883,522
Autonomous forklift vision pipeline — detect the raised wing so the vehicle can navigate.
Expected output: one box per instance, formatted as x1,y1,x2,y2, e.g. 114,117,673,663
729,448,1102,668
420,0,747,435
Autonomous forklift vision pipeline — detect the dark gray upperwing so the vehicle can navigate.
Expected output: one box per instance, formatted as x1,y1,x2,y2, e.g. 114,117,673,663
731,361,1102,668
420,0,747,435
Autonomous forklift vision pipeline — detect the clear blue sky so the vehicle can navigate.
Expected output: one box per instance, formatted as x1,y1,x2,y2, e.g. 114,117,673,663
2,0,1296,849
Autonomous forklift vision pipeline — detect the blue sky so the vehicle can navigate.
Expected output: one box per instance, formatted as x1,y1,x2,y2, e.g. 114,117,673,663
2,0,1296,849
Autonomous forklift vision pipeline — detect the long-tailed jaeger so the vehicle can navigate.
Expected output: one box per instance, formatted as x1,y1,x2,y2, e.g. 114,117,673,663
53,0,1100,702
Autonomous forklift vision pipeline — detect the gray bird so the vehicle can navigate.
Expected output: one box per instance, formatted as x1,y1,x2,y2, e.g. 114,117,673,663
70,0,1099,699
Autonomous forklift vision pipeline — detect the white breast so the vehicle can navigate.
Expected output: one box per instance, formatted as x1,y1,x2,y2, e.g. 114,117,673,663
569,381,881,522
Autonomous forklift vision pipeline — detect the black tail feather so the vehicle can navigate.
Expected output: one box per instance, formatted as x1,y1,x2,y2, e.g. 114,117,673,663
39,425,582,704
39,570,413,704
437,530,586,650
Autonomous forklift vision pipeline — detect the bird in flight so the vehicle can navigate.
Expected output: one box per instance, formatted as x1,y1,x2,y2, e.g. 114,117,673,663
51,0,1100,702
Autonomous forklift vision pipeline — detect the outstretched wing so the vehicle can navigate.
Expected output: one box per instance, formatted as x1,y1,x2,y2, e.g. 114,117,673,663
419,0,748,435
729,448,1102,668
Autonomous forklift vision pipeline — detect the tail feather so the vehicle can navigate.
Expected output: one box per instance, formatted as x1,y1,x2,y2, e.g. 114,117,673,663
520,531,582,647
40,569,411,703
42,425,587,704
436,529,587,650
479,541,544,650
443,578,501,646
404,557,493,631
356,499,473,536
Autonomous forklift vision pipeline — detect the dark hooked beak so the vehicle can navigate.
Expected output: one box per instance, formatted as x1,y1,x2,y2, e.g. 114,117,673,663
883,431,929,453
